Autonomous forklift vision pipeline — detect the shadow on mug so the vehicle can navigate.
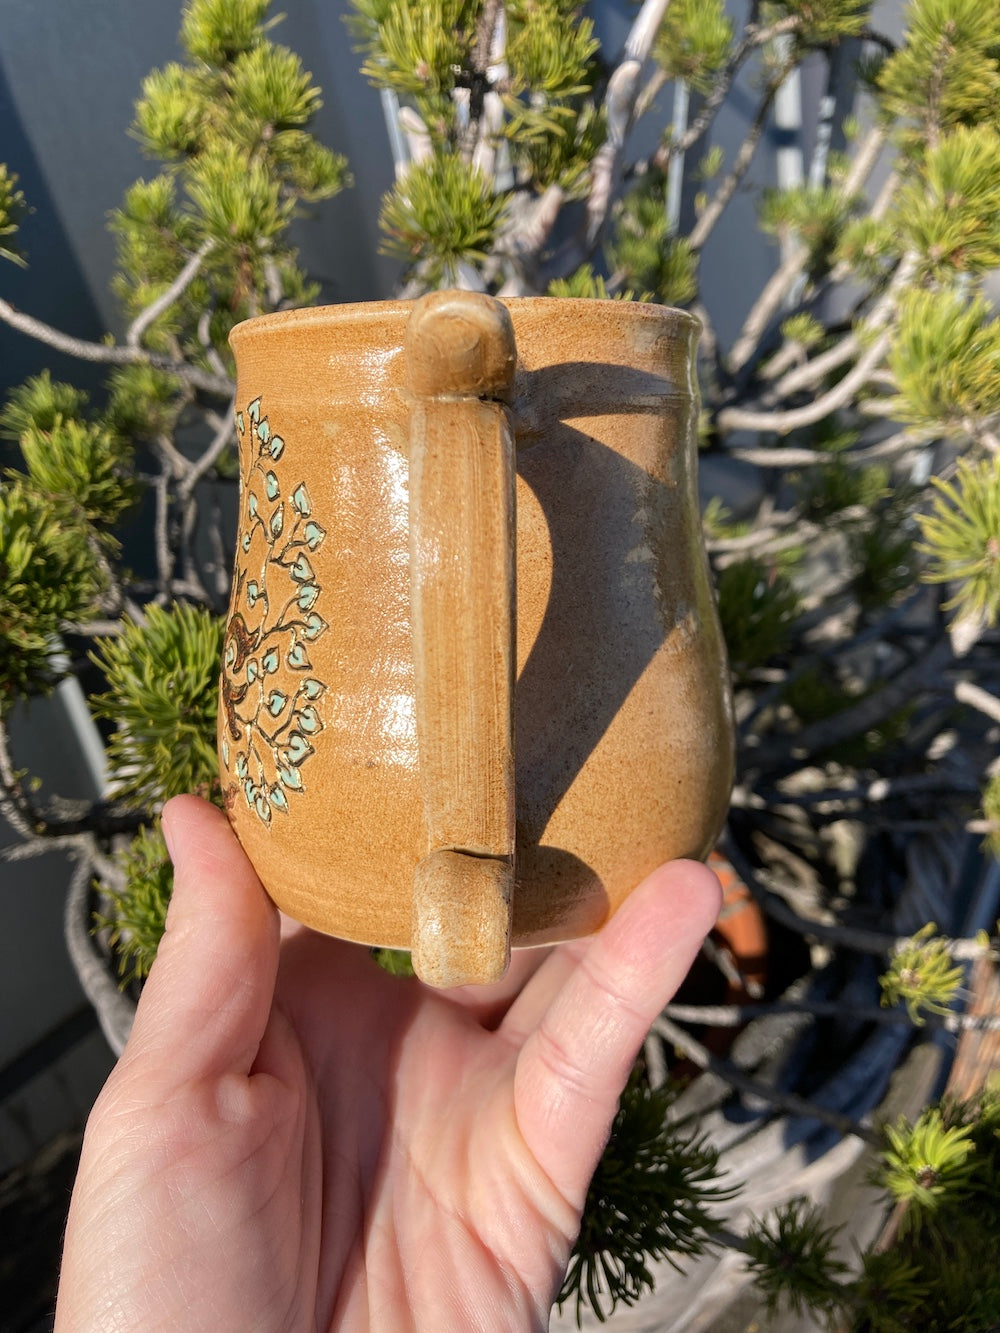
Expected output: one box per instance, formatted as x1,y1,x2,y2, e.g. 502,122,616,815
512,842,611,944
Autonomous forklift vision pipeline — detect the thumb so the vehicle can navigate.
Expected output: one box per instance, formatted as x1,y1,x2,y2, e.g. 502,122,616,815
118,795,279,1091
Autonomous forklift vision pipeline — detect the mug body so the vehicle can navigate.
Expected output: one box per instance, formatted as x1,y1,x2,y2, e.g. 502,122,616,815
222,298,734,949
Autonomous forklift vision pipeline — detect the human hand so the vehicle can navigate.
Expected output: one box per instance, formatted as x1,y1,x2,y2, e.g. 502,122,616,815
56,794,720,1332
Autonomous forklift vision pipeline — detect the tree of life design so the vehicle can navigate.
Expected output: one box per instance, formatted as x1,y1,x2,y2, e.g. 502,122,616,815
220,396,329,826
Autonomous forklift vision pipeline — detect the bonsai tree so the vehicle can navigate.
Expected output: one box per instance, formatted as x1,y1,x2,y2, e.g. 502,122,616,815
0,0,347,993
2,0,999,1326
350,1,1000,1320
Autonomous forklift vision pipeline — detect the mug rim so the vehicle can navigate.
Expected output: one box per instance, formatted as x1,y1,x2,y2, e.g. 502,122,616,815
229,295,700,349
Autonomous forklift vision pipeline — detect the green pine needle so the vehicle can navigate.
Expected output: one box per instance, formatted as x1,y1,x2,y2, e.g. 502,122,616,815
0,480,104,711
779,313,827,349
371,947,417,977
982,772,1000,859
180,0,272,67
759,184,861,278
879,923,965,1025
0,164,29,267
17,417,137,529
356,0,473,120
896,125,1000,279
380,154,508,284
187,140,291,245
890,288,1000,434
133,62,216,159
654,0,733,94
917,453,1000,628
89,603,225,809
610,177,699,306
506,0,599,103
849,1249,933,1332
715,556,802,672
103,365,183,442
878,1105,977,1232
878,0,1000,139
546,263,650,301
558,1072,735,1325
95,824,174,986
767,0,870,46
744,1197,850,1322
0,372,89,442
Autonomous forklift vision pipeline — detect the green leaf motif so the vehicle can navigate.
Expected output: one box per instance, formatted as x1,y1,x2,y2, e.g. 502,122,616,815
304,520,326,549
296,704,321,734
287,641,311,669
290,552,315,583
226,394,330,826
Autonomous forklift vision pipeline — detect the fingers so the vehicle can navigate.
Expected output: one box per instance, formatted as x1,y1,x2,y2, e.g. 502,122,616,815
119,795,280,1091
512,859,721,1208
442,947,551,1028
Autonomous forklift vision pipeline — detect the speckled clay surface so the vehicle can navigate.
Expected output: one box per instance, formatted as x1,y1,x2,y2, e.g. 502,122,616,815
221,296,734,956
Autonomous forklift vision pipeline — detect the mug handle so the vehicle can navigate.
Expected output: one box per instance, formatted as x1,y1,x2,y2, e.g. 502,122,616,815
405,291,517,987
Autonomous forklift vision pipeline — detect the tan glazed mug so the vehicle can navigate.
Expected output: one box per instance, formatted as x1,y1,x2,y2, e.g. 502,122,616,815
220,292,734,987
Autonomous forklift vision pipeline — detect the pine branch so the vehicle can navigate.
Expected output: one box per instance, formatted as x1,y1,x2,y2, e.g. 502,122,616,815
663,999,1000,1033
764,327,859,399
747,634,954,770
177,396,237,497
717,329,890,434
955,680,1000,726
197,308,230,380
153,464,174,598
721,839,997,965
0,718,39,839
650,17,802,175
652,1012,882,1144
125,239,215,348
723,121,893,380
0,295,234,396
725,244,810,379
687,59,793,253
0,718,148,843
721,432,932,471
737,772,981,814
585,0,676,246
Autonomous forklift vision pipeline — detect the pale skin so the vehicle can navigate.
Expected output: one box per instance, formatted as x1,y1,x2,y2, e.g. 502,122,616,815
56,795,721,1332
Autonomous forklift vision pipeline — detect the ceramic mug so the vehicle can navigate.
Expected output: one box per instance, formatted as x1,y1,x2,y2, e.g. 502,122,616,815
220,292,734,987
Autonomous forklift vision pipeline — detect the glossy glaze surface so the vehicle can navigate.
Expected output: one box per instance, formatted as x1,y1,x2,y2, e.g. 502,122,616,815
221,297,734,955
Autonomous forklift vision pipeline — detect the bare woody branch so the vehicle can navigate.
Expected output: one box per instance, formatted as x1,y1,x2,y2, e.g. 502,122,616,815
649,16,802,176
125,239,215,347
663,998,1000,1033
687,59,794,254
0,294,234,397
725,124,889,375
722,837,999,964
716,329,890,434
585,0,675,244
955,680,1000,726
653,1012,882,1144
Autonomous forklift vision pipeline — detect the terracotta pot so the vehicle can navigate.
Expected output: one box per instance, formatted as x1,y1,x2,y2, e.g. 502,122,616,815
221,292,734,986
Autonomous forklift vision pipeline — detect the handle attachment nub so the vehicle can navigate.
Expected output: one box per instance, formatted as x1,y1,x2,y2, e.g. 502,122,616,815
405,291,517,987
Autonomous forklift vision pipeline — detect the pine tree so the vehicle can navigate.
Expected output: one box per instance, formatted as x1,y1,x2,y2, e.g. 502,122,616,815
0,0,347,974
